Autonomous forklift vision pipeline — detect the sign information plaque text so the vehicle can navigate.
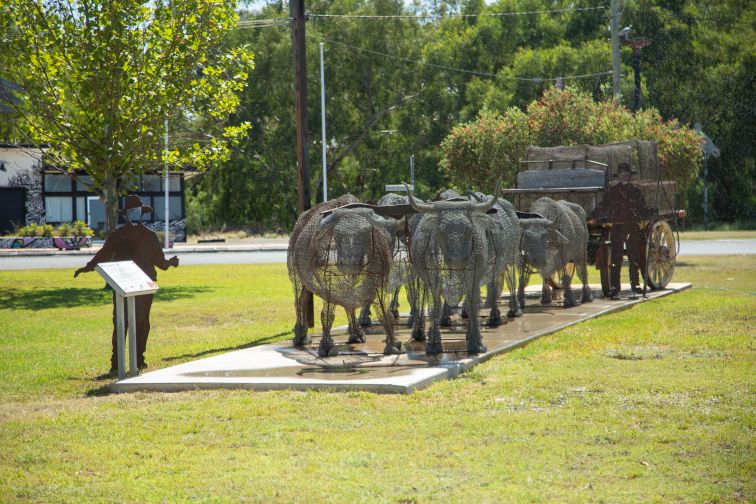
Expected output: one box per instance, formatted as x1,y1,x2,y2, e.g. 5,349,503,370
96,261,159,297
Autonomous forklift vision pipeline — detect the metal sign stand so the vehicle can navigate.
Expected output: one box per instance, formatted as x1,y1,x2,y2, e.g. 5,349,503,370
96,261,159,379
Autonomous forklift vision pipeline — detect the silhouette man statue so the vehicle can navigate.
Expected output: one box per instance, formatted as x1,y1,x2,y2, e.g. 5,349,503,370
74,195,179,374
605,162,646,299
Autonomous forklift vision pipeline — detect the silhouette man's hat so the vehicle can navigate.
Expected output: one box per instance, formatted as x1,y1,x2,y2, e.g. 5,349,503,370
119,194,153,215
617,161,638,174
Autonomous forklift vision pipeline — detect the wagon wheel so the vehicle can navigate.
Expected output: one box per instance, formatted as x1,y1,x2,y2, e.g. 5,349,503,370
645,220,676,290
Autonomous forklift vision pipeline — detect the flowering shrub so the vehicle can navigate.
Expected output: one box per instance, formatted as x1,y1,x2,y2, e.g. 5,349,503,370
441,88,703,199
15,221,94,238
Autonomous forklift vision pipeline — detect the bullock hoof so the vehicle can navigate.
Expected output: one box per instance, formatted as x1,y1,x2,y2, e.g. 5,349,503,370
507,308,523,318
582,289,594,303
347,333,366,344
467,342,487,354
440,316,452,327
425,339,443,355
487,313,503,328
460,309,468,319
317,339,338,357
293,324,311,347
540,295,552,305
563,298,577,308
383,342,402,355
411,327,426,342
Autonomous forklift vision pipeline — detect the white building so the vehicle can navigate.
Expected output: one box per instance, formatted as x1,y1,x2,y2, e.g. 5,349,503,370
0,145,188,240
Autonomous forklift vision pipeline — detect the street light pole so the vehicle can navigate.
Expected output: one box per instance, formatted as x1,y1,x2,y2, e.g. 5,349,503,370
611,0,621,99
163,119,169,249
320,42,327,203
622,37,651,112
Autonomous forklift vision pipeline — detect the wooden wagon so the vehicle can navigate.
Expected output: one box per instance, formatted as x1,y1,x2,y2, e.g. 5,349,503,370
502,141,685,297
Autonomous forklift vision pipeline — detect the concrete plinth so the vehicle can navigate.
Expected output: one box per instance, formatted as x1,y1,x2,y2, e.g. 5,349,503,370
111,283,691,394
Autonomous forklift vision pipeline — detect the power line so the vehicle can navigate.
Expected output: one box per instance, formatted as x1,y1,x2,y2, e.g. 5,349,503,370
313,35,612,83
307,5,608,20
237,18,291,28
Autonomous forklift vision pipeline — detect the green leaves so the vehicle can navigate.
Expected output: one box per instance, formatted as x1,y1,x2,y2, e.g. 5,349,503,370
441,88,703,195
3,0,253,231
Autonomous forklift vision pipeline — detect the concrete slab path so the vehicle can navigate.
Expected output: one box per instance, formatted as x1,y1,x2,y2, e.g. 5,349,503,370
112,283,691,394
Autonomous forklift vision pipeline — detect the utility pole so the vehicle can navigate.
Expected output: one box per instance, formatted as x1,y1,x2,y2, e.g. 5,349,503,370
290,0,313,326
611,0,621,100
290,0,310,215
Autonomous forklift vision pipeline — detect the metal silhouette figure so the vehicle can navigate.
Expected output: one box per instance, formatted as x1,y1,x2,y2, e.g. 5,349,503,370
74,195,179,373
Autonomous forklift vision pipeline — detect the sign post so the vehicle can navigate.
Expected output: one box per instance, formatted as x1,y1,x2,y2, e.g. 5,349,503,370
96,261,159,379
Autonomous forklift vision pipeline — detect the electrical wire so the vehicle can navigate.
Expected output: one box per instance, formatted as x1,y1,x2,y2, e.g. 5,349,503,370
307,6,609,20
237,18,292,28
312,35,613,83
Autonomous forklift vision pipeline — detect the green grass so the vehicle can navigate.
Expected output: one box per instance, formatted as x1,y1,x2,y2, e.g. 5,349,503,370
0,257,754,502
679,230,756,240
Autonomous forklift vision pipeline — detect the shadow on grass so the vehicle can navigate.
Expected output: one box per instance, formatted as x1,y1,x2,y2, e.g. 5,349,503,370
0,286,213,311
164,330,293,362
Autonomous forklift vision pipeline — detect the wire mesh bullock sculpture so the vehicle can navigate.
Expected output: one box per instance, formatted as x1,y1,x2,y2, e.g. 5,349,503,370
404,181,506,355
518,197,593,308
288,196,403,357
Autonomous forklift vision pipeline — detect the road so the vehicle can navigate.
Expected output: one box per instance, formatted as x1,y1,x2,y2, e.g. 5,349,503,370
0,240,754,271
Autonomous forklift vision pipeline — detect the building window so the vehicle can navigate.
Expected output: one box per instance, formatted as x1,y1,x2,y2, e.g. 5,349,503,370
142,175,161,192
44,174,72,192
76,197,86,222
167,174,181,191
75,175,93,192
152,196,182,221
45,196,73,222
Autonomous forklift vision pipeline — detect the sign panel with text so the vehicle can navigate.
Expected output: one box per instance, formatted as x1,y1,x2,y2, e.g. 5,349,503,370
96,261,159,297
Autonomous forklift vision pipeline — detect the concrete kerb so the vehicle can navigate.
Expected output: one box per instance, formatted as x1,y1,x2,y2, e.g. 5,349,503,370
0,242,289,257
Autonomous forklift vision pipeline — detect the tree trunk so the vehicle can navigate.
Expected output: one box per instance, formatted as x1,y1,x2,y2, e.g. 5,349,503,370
103,173,119,235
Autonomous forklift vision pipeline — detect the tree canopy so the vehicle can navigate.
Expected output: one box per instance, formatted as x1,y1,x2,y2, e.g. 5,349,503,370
1,0,253,232
4,0,752,230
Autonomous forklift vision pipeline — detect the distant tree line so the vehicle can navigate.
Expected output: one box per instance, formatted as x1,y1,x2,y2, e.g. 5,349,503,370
186,0,753,231
1,1,752,231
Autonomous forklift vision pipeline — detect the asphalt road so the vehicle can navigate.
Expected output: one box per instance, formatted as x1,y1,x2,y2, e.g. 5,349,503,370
0,240,754,271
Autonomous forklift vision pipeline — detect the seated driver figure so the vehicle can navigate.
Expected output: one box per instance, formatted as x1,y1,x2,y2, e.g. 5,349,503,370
74,195,179,374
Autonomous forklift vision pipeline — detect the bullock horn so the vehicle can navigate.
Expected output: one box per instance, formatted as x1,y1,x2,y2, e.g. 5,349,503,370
318,211,339,231
366,211,393,228
473,178,501,213
519,217,553,228
403,182,433,213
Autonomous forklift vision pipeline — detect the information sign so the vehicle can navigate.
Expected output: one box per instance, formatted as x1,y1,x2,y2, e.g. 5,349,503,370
96,261,158,297
384,184,413,192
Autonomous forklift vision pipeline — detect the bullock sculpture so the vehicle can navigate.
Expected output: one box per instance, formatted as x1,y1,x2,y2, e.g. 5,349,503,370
518,197,593,308
404,181,505,354
470,192,523,322
357,193,428,342
288,196,403,356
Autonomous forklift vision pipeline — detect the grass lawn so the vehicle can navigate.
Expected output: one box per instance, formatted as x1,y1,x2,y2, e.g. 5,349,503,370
0,256,754,502
678,230,756,241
